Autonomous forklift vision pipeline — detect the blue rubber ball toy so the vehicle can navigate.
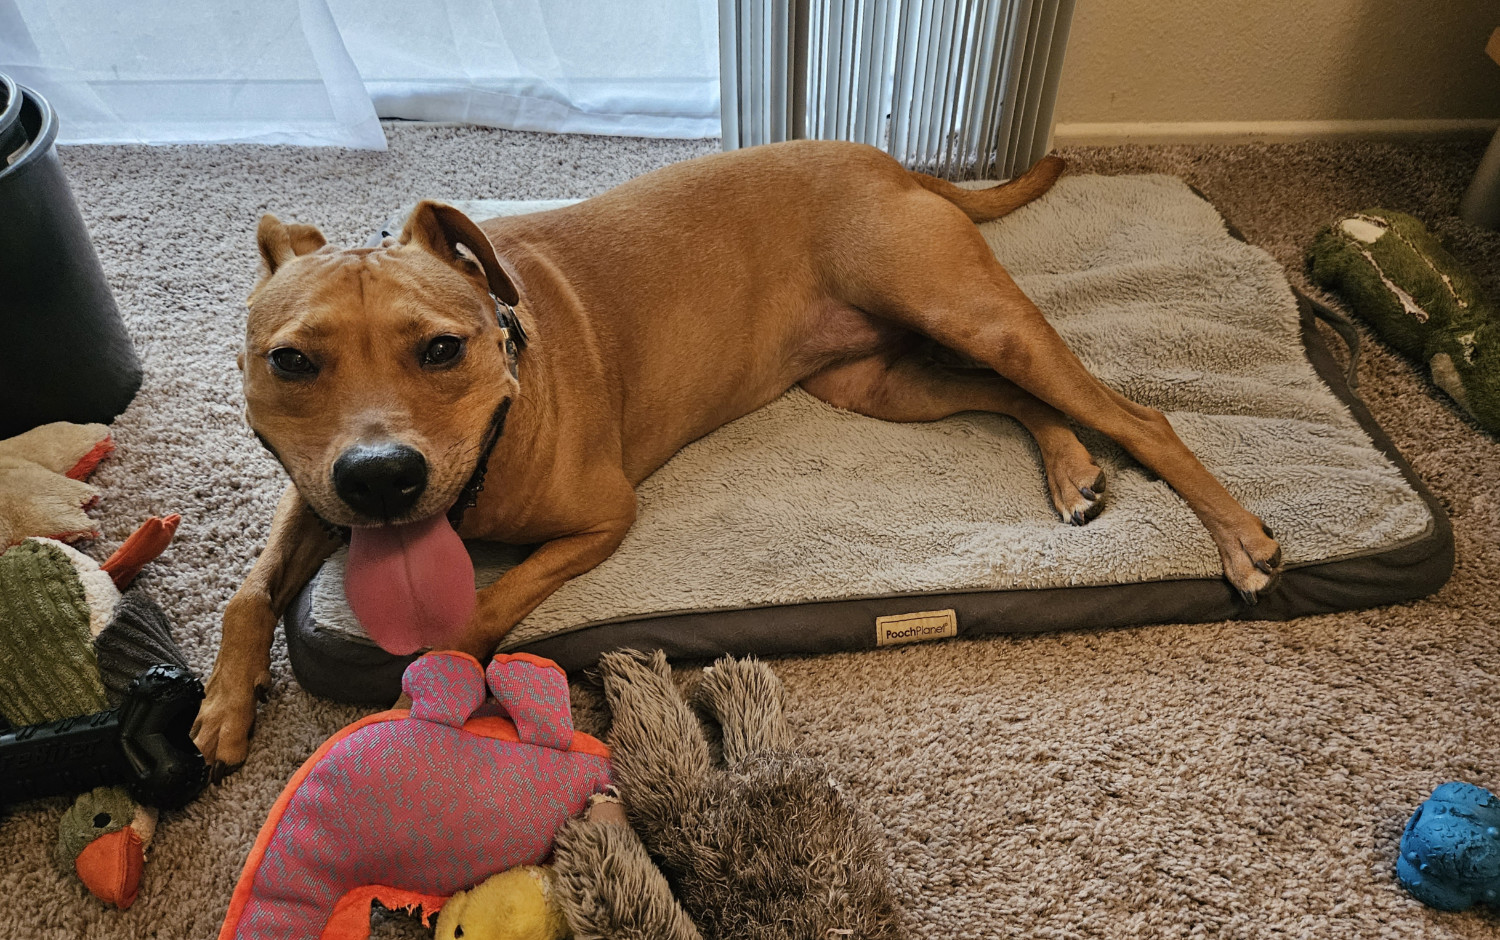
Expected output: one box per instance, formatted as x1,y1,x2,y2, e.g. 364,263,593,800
1397,782,1500,911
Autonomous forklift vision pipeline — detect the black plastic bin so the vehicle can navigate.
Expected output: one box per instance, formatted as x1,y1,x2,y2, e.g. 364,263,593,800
0,74,141,437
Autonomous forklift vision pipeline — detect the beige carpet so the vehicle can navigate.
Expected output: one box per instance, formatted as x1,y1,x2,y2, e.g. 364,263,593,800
1,126,1496,938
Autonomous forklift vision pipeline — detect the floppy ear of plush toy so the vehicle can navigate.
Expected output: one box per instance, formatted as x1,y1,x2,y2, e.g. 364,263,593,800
218,651,611,940
0,421,114,547
550,652,909,940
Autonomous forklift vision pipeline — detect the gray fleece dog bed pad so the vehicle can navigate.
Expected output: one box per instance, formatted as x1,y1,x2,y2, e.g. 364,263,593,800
286,174,1451,704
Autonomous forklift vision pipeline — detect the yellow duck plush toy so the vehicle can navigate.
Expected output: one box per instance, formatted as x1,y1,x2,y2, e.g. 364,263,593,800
434,866,569,940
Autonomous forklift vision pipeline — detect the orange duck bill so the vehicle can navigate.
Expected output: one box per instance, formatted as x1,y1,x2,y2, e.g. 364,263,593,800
74,825,145,909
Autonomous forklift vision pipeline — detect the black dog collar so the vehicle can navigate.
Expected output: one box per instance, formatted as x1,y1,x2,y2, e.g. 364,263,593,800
446,395,513,529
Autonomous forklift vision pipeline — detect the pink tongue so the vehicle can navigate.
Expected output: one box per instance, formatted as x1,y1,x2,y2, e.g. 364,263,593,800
345,513,476,656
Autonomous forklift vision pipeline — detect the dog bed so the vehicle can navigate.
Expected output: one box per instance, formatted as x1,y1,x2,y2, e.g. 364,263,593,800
284,175,1451,703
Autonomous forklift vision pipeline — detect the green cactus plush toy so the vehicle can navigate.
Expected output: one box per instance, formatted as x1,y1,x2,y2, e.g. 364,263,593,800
1308,209,1500,432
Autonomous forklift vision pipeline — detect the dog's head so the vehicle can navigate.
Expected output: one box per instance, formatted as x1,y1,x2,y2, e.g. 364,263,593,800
242,201,522,529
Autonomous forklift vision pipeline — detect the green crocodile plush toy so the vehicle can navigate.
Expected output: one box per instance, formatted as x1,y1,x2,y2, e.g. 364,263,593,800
1308,209,1500,432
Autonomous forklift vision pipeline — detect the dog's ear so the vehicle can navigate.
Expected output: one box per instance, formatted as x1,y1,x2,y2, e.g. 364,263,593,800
400,200,520,306
257,214,328,276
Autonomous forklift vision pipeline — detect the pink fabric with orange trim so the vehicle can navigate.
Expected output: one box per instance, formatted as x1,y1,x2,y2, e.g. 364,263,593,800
217,651,610,940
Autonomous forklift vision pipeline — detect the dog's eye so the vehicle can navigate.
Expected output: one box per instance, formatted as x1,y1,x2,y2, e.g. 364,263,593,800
268,347,317,376
423,335,465,367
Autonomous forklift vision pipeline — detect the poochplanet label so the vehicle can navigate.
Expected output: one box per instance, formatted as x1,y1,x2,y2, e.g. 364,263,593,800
875,609,958,647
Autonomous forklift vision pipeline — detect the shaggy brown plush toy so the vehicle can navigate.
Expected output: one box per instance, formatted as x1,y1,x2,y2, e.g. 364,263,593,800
551,651,909,940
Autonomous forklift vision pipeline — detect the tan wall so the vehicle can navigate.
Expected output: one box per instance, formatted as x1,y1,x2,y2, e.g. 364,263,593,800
1055,0,1500,129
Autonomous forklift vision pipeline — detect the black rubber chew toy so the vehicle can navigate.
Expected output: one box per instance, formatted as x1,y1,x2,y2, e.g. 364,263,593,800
0,664,208,809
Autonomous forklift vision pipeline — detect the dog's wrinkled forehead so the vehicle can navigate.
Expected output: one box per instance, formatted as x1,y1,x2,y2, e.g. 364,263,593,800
247,240,527,379
245,246,490,348
248,201,520,334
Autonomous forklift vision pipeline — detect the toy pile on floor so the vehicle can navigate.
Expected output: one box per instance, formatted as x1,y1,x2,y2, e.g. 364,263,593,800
217,648,909,940
0,421,207,909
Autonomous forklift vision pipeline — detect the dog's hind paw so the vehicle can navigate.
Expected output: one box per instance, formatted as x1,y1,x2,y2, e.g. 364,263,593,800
1050,463,1105,527
1220,520,1282,604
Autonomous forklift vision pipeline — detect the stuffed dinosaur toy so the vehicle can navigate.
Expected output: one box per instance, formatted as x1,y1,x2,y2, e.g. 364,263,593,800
0,516,197,907
547,651,910,940
1308,209,1500,432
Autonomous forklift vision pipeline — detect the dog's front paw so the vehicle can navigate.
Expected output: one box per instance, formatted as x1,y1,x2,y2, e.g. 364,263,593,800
1219,519,1282,604
191,668,267,772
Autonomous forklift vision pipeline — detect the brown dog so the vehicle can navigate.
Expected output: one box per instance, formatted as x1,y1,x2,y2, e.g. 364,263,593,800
192,141,1281,767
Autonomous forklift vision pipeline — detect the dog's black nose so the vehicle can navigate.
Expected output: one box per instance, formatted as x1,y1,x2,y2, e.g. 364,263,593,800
332,444,428,519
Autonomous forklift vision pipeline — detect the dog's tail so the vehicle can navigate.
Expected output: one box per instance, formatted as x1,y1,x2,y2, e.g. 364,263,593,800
909,153,1065,224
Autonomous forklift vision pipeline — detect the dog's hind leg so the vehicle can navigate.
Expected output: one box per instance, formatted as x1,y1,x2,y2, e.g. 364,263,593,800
692,655,794,769
842,202,1281,601
596,650,711,868
802,351,1106,524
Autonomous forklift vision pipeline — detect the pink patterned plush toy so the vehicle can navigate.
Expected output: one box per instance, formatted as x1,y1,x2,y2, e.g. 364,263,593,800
217,651,610,940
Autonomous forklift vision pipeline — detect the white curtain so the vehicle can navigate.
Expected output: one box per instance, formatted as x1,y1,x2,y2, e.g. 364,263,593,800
0,0,385,148
328,0,721,139
0,0,720,146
